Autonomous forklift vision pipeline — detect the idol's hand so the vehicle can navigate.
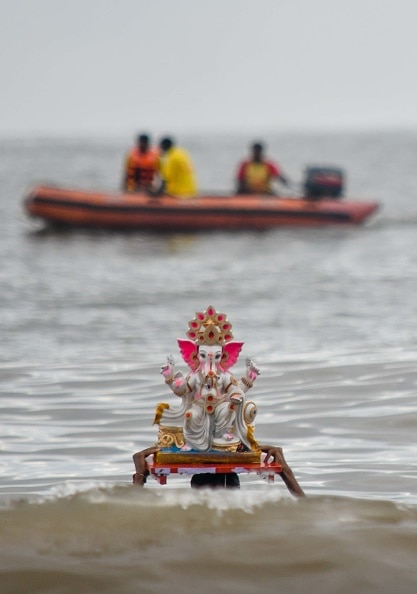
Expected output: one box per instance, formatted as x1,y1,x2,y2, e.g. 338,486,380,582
245,357,260,383
161,354,175,378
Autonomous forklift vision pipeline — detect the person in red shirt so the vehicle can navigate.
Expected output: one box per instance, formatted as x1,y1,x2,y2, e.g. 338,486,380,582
122,134,159,192
236,142,289,195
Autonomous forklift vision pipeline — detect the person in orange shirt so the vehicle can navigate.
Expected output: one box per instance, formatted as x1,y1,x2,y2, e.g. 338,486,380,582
122,134,159,192
235,142,290,195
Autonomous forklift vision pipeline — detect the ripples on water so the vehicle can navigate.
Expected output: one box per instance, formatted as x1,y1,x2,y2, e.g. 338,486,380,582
1,132,417,592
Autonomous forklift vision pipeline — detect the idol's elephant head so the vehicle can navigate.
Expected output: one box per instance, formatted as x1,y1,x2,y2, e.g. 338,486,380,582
197,344,223,379
177,338,244,377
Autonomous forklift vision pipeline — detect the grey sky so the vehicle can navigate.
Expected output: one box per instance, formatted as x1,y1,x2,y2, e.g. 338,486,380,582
1,0,416,136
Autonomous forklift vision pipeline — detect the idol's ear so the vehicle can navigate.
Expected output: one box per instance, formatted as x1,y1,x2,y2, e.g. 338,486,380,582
177,338,199,370
220,341,244,371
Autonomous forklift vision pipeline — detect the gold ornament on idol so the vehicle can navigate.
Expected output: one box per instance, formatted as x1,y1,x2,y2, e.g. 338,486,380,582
186,305,234,345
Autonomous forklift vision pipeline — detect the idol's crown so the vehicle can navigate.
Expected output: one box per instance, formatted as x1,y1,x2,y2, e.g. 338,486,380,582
186,305,234,345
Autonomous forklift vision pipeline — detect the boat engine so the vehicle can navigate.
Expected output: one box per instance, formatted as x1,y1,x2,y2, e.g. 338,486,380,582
303,166,344,200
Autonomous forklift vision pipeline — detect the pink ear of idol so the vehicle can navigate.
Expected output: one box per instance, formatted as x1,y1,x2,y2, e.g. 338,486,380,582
221,341,244,371
177,338,198,369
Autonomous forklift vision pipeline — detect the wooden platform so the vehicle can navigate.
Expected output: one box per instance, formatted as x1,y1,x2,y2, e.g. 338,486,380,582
148,460,283,485
154,448,261,465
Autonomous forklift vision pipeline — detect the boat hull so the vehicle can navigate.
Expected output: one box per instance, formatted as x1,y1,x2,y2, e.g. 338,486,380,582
24,185,379,230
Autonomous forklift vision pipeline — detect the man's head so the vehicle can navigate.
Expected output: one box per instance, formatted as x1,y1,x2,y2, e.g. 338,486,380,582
137,134,150,152
251,142,264,162
160,137,174,153
191,472,240,489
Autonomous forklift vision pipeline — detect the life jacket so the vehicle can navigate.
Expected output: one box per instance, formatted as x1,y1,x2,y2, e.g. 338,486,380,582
125,148,159,190
242,161,274,193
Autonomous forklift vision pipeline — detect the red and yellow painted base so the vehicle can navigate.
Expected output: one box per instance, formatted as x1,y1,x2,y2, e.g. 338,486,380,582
148,459,283,485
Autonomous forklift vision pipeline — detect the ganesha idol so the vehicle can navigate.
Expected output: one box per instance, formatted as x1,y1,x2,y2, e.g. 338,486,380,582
153,306,261,464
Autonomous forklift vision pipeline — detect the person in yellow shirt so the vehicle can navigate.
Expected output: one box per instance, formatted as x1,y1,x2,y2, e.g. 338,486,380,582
152,137,198,198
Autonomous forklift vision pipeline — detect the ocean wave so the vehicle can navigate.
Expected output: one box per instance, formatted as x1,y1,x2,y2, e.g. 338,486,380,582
1,487,417,594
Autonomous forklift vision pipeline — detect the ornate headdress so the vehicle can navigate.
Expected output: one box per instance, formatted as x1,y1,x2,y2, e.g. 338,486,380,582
186,305,233,345
178,306,243,371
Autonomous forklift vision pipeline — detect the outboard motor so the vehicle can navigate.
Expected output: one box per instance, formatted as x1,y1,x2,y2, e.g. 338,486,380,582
303,166,344,200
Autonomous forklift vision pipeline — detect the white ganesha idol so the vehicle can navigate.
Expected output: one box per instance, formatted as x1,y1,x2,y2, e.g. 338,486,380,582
154,306,260,459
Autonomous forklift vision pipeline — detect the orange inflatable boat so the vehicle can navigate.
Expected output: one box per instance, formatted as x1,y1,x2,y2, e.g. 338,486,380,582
24,185,379,231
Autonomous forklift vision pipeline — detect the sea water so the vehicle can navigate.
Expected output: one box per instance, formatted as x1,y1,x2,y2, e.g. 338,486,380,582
1,131,417,593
